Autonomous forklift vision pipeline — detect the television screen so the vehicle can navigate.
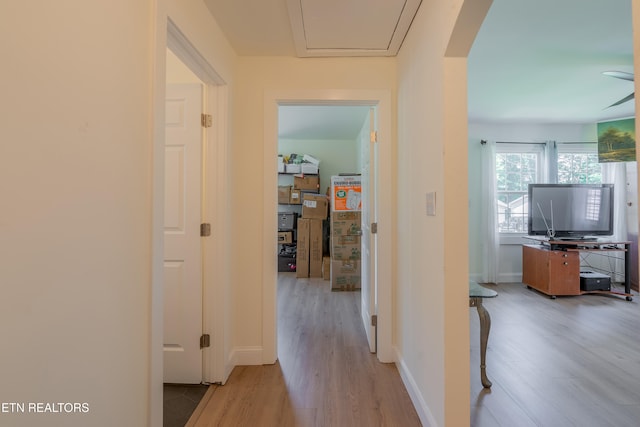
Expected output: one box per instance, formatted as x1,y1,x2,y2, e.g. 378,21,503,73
528,184,614,239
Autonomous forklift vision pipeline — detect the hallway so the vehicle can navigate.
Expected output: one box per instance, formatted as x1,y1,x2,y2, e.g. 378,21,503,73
186,273,421,426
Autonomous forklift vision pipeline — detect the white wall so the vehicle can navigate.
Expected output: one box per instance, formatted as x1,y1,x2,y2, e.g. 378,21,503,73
0,2,154,426
230,56,396,365
0,1,238,425
395,0,488,425
468,121,598,282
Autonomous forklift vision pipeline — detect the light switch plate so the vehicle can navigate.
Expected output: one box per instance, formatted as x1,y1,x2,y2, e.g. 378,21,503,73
426,192,436,216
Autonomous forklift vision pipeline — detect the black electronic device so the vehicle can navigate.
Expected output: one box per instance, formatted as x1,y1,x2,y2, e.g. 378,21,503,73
528,184,614,239
579,270,611,291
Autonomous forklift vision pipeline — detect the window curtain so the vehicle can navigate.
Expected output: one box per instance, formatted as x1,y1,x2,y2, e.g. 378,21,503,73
544,141,557,183
601,162,628,280
480,141,500,283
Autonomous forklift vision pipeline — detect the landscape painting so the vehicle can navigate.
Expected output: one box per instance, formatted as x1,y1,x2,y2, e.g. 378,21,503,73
597,118,636,162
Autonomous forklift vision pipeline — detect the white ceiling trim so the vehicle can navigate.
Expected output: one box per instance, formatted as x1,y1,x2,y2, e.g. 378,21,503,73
286,0,422,57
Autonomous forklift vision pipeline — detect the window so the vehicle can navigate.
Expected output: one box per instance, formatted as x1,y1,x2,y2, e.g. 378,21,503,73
495,145,543,233
495,142,601,234
557,146,601,184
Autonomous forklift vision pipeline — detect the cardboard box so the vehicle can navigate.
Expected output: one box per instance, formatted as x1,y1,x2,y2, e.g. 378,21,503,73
294,175,320,191
278,186,291,204
302,193,328,220
331,259,361,290
331,234,361,260
323,256,331,280
330,211,361,236
309,219,324,278
289,188,302,204
278,231,293,244
330,175,362,211
296,219,310,278
278,212,297,230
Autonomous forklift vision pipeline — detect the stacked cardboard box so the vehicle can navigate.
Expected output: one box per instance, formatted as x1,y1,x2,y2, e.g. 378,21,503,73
330,211,361,290
329,176,362,290
302,193,328,219
294,174,320,192
296,219,310,277
296,194,328,279
278,186,290,204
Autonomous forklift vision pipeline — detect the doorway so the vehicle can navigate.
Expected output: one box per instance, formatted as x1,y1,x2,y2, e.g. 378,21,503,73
263,90,394,363
276,104,377,351
161,20,230,386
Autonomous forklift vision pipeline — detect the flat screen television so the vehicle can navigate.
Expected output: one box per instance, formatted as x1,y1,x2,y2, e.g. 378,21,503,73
528,183,614,239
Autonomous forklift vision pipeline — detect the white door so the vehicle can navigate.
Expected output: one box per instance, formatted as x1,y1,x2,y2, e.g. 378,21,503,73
360,107,378,353
164,84,204,384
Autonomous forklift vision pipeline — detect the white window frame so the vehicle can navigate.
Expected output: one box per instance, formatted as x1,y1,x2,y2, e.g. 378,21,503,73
494,142,603,244
556,142,601,184
495,143,546,244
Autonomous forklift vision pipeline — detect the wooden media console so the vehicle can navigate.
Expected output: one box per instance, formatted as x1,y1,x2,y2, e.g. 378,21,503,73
522,238,633,301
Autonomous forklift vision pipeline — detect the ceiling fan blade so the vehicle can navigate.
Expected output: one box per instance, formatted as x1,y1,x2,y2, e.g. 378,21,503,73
606,92,635,108
603,70,634,81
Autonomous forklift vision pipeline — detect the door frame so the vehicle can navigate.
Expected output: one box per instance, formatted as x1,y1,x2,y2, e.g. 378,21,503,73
263,90,394,363
166,18,229,384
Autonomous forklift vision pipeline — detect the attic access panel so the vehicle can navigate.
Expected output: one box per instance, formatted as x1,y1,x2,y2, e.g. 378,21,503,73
287,0,422,57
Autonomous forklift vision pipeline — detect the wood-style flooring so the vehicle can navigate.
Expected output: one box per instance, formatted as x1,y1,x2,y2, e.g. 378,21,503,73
470,282,640,427
186,276,640,427
186,273,421,427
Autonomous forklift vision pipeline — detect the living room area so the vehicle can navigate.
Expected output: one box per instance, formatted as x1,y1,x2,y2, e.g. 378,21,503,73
467,1,640,425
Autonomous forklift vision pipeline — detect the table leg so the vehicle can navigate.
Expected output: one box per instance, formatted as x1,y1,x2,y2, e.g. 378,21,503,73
624,243,631,296
472,297,492,388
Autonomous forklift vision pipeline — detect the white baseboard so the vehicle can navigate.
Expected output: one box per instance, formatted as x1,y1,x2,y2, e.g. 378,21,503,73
468,272,523,284
230,346,263,366
394,346,438,427
499,273,522,283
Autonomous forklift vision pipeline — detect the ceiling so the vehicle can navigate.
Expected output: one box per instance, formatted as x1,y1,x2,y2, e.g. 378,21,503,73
468,0,634,124
279,105,371,140
203,0,634,137
204,0,421,57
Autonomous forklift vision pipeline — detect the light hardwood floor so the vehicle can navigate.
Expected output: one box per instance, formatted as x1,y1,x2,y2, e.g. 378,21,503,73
470,282,640,427
187,276,640,427
187,273,421,427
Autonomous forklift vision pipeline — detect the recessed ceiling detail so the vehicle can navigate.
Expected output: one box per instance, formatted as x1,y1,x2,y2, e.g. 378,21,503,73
286,0,422,57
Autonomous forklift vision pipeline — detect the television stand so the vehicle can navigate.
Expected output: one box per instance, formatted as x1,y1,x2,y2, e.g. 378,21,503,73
522,238,633,301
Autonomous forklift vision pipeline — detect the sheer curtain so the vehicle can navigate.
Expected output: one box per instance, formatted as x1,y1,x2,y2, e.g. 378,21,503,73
480,141,499,283
601,162,628,280
544,141,557,183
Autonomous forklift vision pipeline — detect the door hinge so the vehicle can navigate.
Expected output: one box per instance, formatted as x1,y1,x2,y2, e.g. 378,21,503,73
200,223,211,237
371,315,378,327
200,334,210,349
370,131,378,143
201,113,212,128
371,223,378,234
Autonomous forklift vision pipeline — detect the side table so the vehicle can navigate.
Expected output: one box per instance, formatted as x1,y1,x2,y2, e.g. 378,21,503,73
469,280,498,388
